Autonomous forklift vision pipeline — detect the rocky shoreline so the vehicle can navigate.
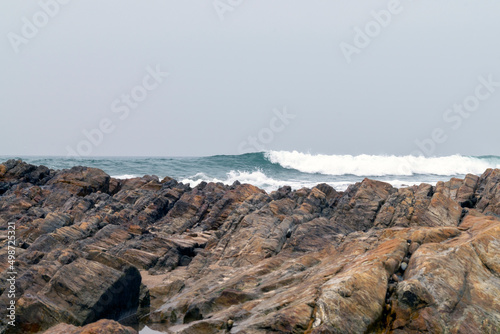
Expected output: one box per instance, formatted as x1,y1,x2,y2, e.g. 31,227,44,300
0,159,499,333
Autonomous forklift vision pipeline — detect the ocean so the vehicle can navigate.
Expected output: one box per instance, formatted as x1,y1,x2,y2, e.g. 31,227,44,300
3,151,500,193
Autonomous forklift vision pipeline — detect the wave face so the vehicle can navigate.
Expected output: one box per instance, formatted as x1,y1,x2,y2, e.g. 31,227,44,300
265,151,500,176
4,152,500,193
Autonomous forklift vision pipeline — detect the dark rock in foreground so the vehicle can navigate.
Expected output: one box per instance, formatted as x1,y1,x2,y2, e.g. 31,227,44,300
0,160,500,333
42,319,137,334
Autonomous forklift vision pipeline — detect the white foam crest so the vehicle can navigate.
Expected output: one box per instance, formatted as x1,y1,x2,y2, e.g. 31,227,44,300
182,170,314,193
265,151,499,176
326,179,439,192
181,170,294,193
112,174,139,179
180,170,438,193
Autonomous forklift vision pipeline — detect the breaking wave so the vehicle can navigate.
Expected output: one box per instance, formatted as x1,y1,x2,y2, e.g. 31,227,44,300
264,151,500,176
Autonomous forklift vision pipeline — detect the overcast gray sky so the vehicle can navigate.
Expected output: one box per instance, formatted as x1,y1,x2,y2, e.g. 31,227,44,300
1,0,499,157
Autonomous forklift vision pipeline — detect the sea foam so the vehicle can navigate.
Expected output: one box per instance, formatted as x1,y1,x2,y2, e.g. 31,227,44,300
112,174,139,179
180,170,434,193
265,151,500,176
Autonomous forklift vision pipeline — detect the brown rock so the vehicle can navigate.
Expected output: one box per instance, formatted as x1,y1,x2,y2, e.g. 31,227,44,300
420,181,463,226
46,166,111,196
408,242,420,255
396,279,434,309
476,169,500,215
456,174,479,203
330,178,395,232
42,319,137,334
388,214,500,332
15,258,141,332
384,258,400,274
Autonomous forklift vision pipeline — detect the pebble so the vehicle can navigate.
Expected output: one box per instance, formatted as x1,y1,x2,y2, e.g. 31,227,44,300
392,274,400,282
227,319,234,329
401,262,408,271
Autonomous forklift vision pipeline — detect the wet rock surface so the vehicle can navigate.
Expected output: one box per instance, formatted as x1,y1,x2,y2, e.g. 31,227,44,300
0,160,499,333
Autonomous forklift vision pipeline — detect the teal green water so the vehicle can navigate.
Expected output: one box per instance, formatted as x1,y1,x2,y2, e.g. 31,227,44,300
2,152,500,192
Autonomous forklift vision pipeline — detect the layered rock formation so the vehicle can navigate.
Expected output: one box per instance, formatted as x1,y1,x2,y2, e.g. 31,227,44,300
0,160,499,333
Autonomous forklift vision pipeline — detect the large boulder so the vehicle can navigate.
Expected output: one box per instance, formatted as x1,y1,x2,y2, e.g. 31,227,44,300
476,168,500,216
330,178,395,232
383,213,500,333
0,160,51,188
14,258,141,333
46,166,111,196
